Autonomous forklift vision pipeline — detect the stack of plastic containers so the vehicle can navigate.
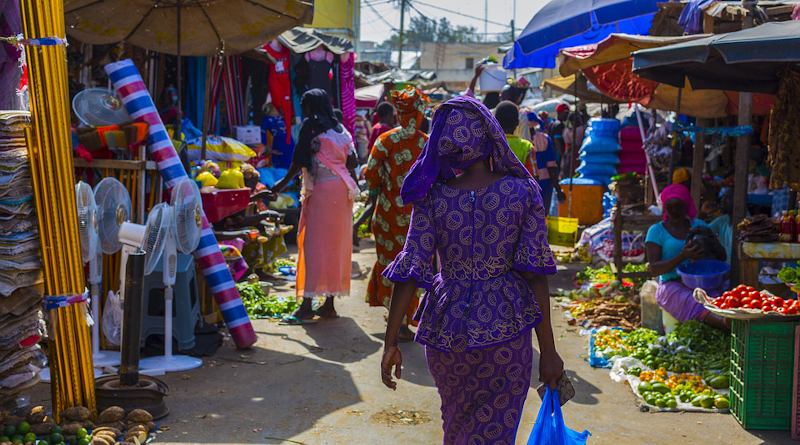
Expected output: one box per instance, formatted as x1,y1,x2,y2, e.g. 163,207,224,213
618,125,647,175
576,118,621,186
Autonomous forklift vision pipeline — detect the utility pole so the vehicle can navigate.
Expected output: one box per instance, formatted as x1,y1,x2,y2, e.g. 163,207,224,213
484,0,488,40
398,0,406,69
731,0,757,283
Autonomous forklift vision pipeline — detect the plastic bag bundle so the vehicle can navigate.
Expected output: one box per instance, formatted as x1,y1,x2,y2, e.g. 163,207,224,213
102,291,123,346
527,387,591,445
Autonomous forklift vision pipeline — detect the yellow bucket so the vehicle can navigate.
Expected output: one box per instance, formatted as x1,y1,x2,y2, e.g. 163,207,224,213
546,216,579,247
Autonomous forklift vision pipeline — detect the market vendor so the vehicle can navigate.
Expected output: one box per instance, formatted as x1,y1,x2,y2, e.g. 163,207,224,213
645,184,728,329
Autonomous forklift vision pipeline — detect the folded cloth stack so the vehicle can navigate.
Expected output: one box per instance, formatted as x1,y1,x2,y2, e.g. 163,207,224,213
0,111,44,406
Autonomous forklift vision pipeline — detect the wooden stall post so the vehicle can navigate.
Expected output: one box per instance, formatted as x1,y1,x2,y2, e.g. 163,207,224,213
732,0,757,283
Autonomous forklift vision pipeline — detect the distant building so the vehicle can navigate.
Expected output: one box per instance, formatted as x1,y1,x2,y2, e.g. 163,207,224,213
309,0,360,52
359,42,422,70
419,42,505,89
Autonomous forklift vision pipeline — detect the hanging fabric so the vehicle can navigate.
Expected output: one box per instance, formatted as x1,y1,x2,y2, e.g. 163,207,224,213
205,55,246,135
338,53,356,137
263,41,293,143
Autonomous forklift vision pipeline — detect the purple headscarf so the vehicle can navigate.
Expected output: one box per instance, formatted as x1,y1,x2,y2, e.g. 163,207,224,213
401,95,537,205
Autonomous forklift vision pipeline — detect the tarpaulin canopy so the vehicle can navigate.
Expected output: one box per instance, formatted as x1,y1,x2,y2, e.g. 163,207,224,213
354,83,383,108
276,26,354,55
542,74,621,103
504,0,660,69
632,20,800,94
559,34,710,77
64,0,314,57
364,69,437,85
558,33,728,118
557,33,775,118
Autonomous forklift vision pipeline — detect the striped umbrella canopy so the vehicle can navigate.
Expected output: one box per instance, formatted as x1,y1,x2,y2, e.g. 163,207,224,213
63,0,314,57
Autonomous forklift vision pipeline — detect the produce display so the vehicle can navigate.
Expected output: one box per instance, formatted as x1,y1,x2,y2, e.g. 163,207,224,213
778,265,800,288
737,214,779,242
590,321,731,413
705,284,799,315
0,406,157,445
236,282,298,319
572,300,640,330
561,277,641,330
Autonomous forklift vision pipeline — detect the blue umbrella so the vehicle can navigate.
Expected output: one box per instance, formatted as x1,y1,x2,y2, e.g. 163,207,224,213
504,0,661,69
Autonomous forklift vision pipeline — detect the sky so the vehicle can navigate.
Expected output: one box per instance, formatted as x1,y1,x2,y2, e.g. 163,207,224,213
360,0,551,44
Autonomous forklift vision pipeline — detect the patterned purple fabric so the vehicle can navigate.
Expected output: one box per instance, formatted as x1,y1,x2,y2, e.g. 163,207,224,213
401,95,537,206
384,175,556,352
426,329,533,444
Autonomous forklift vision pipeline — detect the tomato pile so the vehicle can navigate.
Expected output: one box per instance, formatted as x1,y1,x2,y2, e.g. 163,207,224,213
712,285,799,314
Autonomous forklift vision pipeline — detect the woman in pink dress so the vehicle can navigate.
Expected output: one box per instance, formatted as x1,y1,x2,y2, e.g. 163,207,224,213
272,89,359,319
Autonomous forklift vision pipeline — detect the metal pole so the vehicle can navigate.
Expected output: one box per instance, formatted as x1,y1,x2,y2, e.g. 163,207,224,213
398,0,406,69
732,0,757,283
567,73,579,217
484,0,488,38
176,0,183,138
120,252,145,387
691,119,707,215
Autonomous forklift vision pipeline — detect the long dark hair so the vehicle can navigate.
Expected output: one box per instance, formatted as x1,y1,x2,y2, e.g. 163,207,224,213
292,89,342,169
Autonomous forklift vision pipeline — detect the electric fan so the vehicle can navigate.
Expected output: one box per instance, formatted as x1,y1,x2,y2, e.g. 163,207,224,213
95,177,135,304
72,88,131,127
77,181,120,368
140,177,204,372
118,202,170,303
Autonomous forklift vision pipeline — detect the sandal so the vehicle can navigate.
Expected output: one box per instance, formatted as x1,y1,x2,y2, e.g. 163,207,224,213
314,307,339,319
279,316,318,326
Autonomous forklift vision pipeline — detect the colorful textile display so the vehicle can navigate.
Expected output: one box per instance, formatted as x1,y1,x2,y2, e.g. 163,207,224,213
364,86,429,324
206,55,246,135
263,41,293,143
338,53,356,137
105,59,256,349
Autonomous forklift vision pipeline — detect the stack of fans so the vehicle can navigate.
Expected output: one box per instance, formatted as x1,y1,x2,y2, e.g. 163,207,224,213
0,111,44,406
577,118,621,186
618,126,647,175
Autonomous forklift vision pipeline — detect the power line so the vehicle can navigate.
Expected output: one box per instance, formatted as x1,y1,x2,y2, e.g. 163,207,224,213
364,0,399,31
413,0,524,31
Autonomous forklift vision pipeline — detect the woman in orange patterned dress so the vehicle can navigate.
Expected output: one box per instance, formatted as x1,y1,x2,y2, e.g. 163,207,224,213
365,86,430,342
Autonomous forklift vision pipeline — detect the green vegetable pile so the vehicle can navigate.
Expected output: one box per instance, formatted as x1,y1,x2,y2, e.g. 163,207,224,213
236,282,298,318
622,263,650,287
778,265,800,285
605,321,730,374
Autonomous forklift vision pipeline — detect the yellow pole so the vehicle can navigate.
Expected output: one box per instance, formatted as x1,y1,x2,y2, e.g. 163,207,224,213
21,0,96,421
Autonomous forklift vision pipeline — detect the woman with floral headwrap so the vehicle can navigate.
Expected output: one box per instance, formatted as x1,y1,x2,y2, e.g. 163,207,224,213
365,86,430,342
646,184,728,329
379,96,564,444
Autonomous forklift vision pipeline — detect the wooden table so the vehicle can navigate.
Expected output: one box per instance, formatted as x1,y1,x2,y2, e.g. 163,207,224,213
612,207,660,281
740,242,800,288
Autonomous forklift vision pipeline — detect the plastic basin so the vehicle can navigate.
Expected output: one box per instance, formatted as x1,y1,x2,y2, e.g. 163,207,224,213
677,260,730,290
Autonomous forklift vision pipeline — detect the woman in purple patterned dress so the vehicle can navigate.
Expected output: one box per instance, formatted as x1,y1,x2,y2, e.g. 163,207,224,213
380,95,564,444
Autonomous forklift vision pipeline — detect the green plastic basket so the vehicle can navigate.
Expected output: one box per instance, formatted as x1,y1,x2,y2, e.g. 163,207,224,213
729,319,798,430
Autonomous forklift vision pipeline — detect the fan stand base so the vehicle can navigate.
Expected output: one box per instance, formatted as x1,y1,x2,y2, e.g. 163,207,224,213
139,355,203,372
39,366,104,383
93,350,122,368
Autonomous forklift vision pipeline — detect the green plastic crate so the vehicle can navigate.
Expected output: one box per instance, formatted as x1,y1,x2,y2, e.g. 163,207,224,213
729,319,798,430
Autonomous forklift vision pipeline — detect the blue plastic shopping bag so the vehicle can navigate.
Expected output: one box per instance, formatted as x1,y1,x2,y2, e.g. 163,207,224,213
527,387,591,445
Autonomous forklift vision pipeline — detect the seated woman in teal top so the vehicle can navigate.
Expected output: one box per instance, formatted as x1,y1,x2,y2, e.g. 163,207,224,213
645,184,727,329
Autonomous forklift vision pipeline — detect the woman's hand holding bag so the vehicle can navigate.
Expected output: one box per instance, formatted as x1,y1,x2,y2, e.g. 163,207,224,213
527,387,591,445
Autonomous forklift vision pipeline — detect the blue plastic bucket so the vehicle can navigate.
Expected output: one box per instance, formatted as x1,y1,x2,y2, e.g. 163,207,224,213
677,260,730,290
